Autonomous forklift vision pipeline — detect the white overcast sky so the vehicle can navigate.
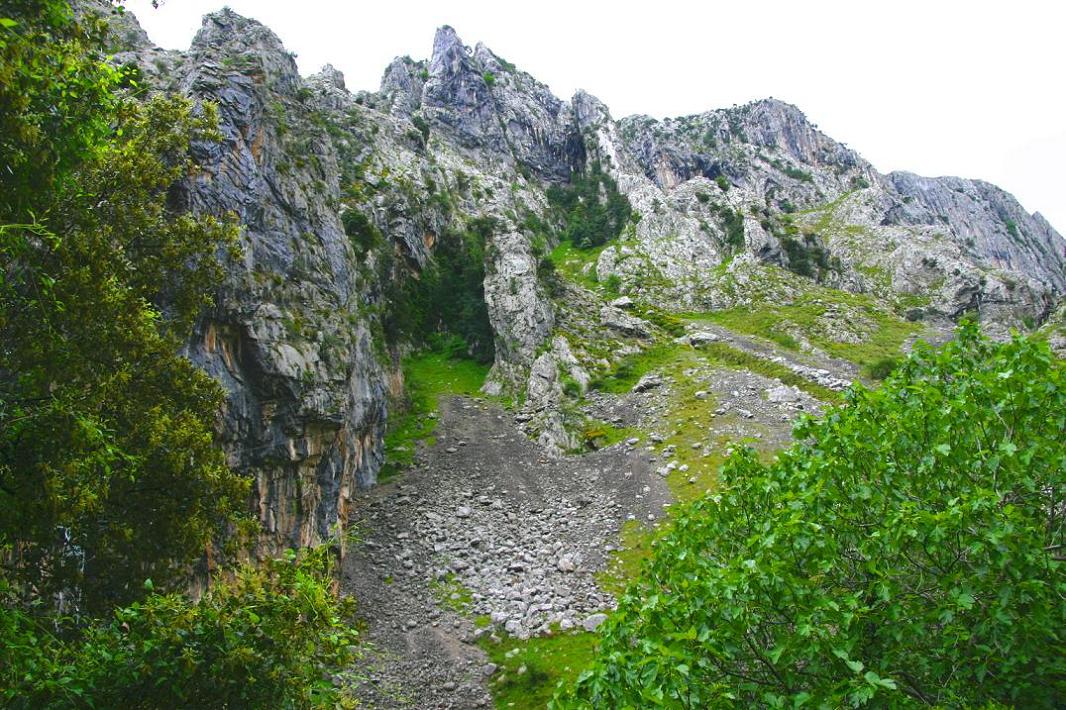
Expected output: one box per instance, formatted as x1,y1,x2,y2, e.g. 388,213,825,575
124,0,1065,234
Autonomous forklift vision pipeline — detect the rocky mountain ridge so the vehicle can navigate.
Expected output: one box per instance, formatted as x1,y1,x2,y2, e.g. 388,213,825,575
110,5,1065,557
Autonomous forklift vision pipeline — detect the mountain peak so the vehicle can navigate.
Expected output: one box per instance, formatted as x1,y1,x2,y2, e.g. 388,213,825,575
430,25,468,75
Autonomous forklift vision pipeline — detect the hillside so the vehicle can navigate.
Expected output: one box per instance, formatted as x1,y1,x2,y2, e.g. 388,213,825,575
4,3,1062,706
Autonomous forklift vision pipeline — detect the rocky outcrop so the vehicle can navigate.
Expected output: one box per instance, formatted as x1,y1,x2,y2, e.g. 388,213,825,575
482,230,556,393
163,10,390,555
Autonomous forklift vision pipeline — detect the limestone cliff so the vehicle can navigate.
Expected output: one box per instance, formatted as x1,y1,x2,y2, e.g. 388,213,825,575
111,7,1065,556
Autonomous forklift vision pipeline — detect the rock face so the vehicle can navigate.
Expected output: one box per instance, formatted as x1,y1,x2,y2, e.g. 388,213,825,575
156,10,390,555
113,7,1066,554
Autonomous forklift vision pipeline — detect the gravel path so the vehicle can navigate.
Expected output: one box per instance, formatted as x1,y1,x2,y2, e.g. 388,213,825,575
344,396,670,708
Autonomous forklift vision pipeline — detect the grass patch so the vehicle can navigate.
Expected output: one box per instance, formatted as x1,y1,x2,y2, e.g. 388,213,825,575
429,572,473,614
694,291,918,370
380,352,490,480
480,630,599,709
548,239,609,290
589,343,683,394
699,341,843,404
577,419,641,451
596,520,656,596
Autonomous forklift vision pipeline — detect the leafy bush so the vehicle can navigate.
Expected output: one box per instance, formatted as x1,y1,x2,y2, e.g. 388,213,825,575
483,71,496,86
1004,218,1020,239
715,175,730,192
1,91,247,612
546,164,633,249
559,324,1066,708
782,232,835,280
783,165,814,182
341,208,381,254
561,376,582,399
411,114,430,142
864,355,899,380
712,204,745,252
2,547,360,709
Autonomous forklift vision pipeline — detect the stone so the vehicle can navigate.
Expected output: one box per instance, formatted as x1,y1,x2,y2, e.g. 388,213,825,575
766,385,800,404
582,613,608,632
632,374,664,393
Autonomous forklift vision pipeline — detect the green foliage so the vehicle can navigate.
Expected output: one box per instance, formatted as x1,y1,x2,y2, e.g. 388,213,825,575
714,175,730,192
1004,218,1020,239
781,232,835,280
341,208,382,255
546,164,633,249
483,71,496,86
385,217,496,362
864,355,900,380
558,325,1066,708
783,165,813,182
590,343,676,394
0,1,119,222
0,8,363,709
716,205,745,251
1,546,360,709
0,90,248,612
561,376,583,399
411,113,430,142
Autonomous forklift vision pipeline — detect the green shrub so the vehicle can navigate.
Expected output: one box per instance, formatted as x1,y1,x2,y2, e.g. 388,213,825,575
558,324,1066,708
782,232,834,280
2,546,360,709
546,164,633,249
783,165,814,182
717,205,745,251
715,175,730,192
864,355,899,380
483,71,496,86
411,114,430,142
561,376,582,399
384,217,496,362
341,208,381,254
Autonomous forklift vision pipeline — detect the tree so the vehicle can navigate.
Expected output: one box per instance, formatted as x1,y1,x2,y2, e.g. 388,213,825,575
0,0,119,222
557,323,1065,708
0,1,247,613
